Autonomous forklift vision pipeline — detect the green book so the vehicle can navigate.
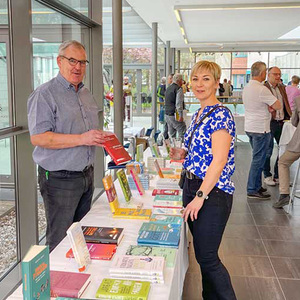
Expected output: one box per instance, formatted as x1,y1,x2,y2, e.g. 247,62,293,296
136,144,144,162
139,222,180,233
126,245,177,268
116,169,132,203
150,214,183,226
154,195,182,201
96,278,151,300
22,245,50,300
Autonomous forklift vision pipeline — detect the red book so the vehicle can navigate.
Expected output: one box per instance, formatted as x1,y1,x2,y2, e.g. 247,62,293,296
152,189,180,196
130,168,145,195
50,270,91,298
66,243,117,260
101,133,132,165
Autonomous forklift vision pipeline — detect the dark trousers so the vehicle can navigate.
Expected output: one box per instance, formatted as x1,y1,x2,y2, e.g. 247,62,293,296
183,177,236,300
264,120,283,179
38,165,94,252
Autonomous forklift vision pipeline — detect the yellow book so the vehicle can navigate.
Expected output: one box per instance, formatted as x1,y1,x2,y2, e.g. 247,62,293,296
102,175,120,213
163,174,181,179
113,208,152,220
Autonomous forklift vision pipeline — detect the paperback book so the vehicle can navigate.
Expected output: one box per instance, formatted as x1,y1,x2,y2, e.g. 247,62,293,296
152,207,183,216
126,245,177,268
153,158,164,178
22,245,50,300
50,270,91,298
155,178,180,189
130,168,145,195
82,226,124,245
136,143,144,162
66,222,91,272
102,174,119,213
113,208,152,220
116,169,132,202
100,132,132,165
150,214,183,227
95,278,151,300
153,195,183,208
152,189,180,196
139,222,180,233
66,243,117,260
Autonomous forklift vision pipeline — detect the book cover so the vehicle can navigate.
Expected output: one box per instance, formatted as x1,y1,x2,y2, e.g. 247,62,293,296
152,207,183,216
100,133,132,165
50,270,91,298
139,222,180,233
162,173,181,179
155,178,179,189
137,230,180,248
153,198,183,208
130,168,145,195
116,169,132,203
82,226,124,245
109,255,165,277
22,245,50,300
108,273,164,284
152,189,180,196
126,245,177,268
153,158,164,178
150,214,183,227
66,243,117,260
113,208,152,220
66,222,91,272
102,175,120,213
154,195,182,201
96,278,150,300
136,144,144,162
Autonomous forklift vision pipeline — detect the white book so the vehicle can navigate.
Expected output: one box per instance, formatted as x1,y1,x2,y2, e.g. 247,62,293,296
152,207,183,216
66,222,91,272
109,255,165,277
155,178,180,189
109,273,164,284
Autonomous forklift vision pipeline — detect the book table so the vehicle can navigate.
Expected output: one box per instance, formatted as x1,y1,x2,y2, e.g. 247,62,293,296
8,176,189,300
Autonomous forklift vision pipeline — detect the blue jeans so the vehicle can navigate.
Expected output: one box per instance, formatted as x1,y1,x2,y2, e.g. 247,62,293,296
246,131,271,194
183,177,236,300
38,165,94,252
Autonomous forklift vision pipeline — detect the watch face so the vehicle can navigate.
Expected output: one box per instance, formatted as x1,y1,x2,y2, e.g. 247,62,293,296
197,190,203,197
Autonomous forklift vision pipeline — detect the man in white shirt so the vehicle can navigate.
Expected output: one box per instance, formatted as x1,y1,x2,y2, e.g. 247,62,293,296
243,61,281,199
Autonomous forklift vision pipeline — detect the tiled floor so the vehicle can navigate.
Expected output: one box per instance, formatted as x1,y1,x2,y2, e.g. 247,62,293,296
182,142,300,300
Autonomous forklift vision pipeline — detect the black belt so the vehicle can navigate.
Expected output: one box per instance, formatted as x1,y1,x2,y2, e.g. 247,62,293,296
39,165,93,175
185,170,201,180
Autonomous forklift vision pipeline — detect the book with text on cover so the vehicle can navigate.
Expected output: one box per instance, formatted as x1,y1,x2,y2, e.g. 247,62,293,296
116,169,132,202
100,132,132,165
150,214,183,227
96,278,151,300
139,222,180,233
152,189,180,196
113,208,152,220
130,168,145,195
66,243,117,260
102,174,119,213
22,245,50,300
50,270,91,298
138,229,181,248
82,226,124,245
66,222,91,272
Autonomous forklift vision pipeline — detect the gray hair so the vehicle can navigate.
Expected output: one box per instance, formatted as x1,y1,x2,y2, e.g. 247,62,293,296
251,61,266,77
58,40,86,56
173,73,183,84
161,77,166,84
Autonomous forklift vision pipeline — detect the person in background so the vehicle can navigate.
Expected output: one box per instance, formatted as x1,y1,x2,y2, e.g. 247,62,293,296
228,79,234,96
243,62,281,199
170,60,237,299
27,40,110,251
165,73,186,141
162,74,174,139
273,96,300,208
223,78,231,98
157,76,166,123
182,80,188,94
263,67,292,186
285,75,300,111
123,76,132,122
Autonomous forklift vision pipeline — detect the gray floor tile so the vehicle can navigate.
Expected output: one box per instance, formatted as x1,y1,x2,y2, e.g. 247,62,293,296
271,257,300,279
258,226,300,242
264,240,300,257
249,203,287,215
286,215,300,227
227,213,255,225
224,224,260,239
223,256,276,277
231,201,250,213
231,276,285,300
252,213,290,226
221,238,267,256
279,279,300,300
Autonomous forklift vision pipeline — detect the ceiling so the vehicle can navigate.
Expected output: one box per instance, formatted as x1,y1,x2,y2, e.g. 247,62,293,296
125,0,300,52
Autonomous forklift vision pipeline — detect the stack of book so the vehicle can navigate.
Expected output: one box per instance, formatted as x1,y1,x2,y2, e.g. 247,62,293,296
109,255,165,284
96,278,151,300
152,189,180,196
147,157,165,174
155,178,179,190
153,195,183,209
126,161,145,175
128,173,150,190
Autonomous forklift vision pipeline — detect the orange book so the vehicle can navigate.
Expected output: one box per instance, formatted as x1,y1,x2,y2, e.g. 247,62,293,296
154,159,164,178
102,175,120,213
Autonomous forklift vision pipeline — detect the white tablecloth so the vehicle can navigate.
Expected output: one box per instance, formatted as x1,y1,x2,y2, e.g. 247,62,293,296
8,177,188,300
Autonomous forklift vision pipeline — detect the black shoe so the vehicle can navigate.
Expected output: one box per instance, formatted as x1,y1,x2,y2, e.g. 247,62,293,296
259,187,267,193
273,194,290,208
247,191,271,199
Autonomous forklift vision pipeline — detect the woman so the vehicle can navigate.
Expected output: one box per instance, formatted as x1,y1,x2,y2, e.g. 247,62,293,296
170,61,236,300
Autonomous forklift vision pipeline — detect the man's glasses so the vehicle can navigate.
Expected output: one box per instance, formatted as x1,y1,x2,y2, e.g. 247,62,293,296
60,55,89,66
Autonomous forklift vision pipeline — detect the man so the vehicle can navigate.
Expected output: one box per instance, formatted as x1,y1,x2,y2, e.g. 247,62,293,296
273,96,300,208
243,61,281,199
157,76,166,123
263,67,292,186
28,40,109,251
165,73,186,141
162,74,174,140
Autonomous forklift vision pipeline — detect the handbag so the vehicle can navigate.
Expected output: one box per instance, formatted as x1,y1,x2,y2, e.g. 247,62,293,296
178,105,230,189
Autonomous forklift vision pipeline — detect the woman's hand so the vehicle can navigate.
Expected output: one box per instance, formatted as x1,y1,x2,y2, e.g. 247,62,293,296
182,197,205,222
170,147,186,160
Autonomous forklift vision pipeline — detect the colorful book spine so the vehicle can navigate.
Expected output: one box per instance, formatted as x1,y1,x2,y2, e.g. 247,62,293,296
102,174,119,213
154,158,164,178
116,169,132,202
130,168,145,195
136,144,144,162
152,189,180,196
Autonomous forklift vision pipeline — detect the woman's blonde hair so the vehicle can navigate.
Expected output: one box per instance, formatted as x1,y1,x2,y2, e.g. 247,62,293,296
190,60,221,82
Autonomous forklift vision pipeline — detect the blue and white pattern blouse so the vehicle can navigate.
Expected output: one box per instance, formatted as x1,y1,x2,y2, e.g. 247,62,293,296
183,104,236,194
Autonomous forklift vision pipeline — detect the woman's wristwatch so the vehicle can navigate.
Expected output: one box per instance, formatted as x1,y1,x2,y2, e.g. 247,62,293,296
196,190,208,200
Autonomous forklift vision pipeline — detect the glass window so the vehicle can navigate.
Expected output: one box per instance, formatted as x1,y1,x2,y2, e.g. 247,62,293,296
57,0,89,17
0,137,17,279
0,0,8,24
31,0,90,240
280,69,300,85
269,52,300,69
